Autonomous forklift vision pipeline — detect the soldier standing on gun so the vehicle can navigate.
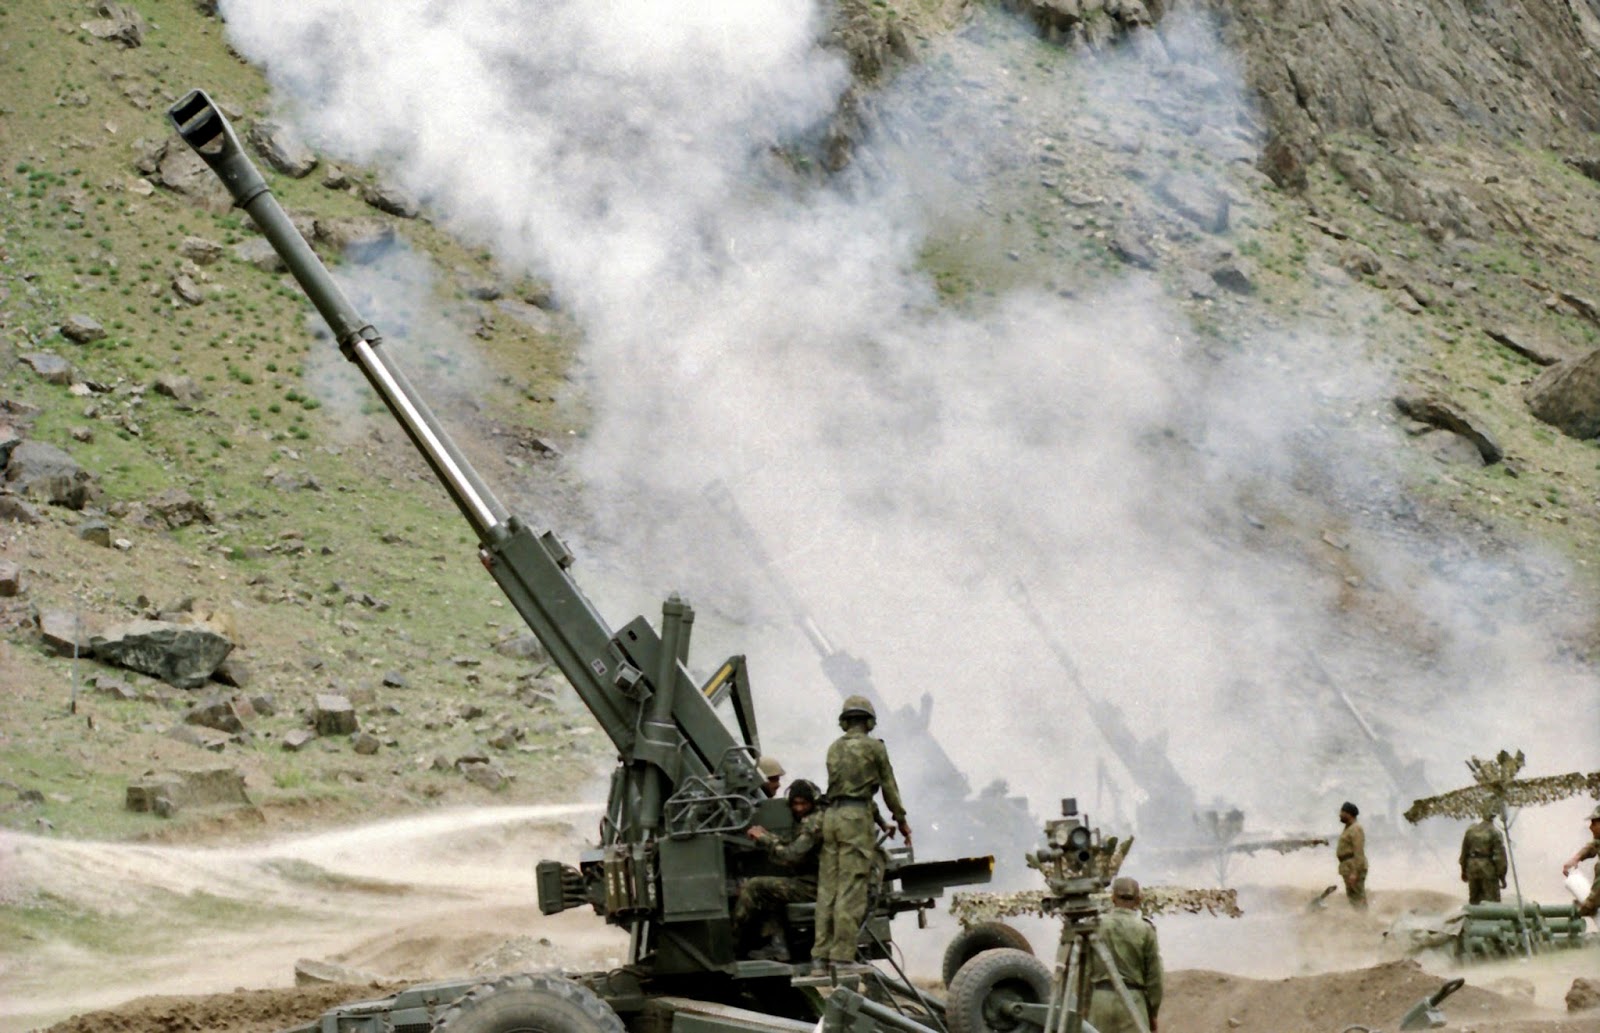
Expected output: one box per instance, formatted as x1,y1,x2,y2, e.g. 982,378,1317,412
1336,801,1367,910
1459,807,1507,904
1087,876,1164,1033
1559,804,1600,918
813,694,911,972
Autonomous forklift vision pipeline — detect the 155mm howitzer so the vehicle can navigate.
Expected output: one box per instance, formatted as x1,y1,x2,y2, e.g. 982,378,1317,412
168,89,992,1032
704,481,1037,863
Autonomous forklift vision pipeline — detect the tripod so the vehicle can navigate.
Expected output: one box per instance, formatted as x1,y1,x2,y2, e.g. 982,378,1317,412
1041,880,1150,1033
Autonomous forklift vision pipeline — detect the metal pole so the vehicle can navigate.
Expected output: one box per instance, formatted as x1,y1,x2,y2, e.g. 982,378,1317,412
1498,809,1534,957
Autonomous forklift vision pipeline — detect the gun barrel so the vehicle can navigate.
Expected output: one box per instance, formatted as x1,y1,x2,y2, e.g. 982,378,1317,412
167,89,509,541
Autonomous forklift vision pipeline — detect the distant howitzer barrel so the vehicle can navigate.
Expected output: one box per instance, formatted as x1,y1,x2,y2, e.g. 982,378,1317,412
1464,901,1579,920
166,89,754,840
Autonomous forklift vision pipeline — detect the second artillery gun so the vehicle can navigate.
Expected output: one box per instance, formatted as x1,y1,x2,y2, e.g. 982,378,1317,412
168,89,1001,1033
704,481,1038,865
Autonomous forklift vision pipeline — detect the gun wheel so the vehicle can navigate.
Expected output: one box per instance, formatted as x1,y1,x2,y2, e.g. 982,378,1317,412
946,947,1051,1033
433,973,624,1033
942,921,1035,987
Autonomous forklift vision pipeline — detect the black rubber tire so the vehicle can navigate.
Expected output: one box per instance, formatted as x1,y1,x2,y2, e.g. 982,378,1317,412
945,948,1052,1033
433,973,626,1033
942,921,1035,987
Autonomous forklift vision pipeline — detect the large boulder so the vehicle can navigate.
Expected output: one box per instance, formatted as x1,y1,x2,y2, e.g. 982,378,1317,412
91,619,234,690
125,765,250,817
1526,348,1600,440
5,441,97,509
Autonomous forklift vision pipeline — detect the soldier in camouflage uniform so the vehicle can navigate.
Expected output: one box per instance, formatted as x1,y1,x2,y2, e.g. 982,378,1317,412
736,779,823,961
1559,803,1600,918
1087,876,1164,1033
813,694,911,969
1336,801,1367,910
1458,808,1507,904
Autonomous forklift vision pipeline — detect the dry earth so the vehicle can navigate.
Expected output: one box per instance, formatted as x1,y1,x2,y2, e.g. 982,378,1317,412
6,807,1595,1033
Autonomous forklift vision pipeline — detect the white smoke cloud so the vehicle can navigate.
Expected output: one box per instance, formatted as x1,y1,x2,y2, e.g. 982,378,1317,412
218,0,1595,877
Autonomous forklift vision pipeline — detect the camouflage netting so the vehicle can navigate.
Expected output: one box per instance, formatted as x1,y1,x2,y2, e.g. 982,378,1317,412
950,886,1243,925
1403,750,1600,823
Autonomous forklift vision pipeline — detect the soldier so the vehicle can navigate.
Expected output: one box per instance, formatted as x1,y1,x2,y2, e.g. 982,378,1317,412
1336,801,1367,910
757,755,785,799
813,694,911,971
1459,807,1507,904
1086,876,1164,1033
1559,803,1600,918
736,779,823,961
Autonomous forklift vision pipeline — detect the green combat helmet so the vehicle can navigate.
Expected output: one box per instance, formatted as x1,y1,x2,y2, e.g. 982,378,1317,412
840,694,876,729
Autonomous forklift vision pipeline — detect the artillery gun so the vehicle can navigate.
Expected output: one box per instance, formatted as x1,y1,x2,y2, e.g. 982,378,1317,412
167,89,995,1032
1008,582,1324,882
703,480,1038,864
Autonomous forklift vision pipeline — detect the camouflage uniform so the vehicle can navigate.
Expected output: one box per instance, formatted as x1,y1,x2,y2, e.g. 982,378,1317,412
1458,818,1507,904
1086,906,1164,1033
1573,838,1600,918
1336,818,1367,909
814,727,905,963
733,809,823,947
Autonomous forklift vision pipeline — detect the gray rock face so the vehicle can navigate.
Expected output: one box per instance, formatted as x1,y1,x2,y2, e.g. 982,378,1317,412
1526,348,1600,440
1393,391,1504,465
179,237,224,265
1227,0,1600,187
40,610,96,656
91,619,234,689
5,440,97,509
153,374,204,403
247,119,319,178
232,237,285,272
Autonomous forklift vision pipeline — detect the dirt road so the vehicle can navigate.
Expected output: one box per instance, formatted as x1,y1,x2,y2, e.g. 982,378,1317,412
7,809,1596,1033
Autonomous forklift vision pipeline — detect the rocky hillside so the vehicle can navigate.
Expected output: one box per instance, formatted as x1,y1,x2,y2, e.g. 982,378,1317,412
1,0,1597,847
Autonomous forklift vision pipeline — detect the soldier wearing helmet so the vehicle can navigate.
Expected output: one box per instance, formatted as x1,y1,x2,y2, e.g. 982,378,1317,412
813,694,911,971
757,755,786,799
736,779,825,961
1459,805,1507,904
1559,803,1600,918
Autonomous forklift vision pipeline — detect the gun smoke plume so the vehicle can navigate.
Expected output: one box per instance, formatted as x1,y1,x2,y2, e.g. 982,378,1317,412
219,0,1595,902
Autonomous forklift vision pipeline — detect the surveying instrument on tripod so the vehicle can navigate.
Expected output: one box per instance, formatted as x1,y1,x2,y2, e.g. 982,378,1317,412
1030,799,1151,1033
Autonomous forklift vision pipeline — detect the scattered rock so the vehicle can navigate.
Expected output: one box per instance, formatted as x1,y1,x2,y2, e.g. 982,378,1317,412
1567,977,1600,1012
20,352,74,385
1525,348,1600,441
381,671,407,689
246,119,318,178
0,495,44,524
493,633,548,662
185,693,252,734
1393,391,1503,465
59,314,107,343
314,694,358,735
281,729,317,752
361,180,420,218
1108,224,1157,269
39,610,97,656
322,166,349,190
314,216,395,254
145,487,213,528
91,618,235,689
0,560,20,597
460,761,509,792
232,237,286,272
166,724,234,751
1484,327,1571,367
213,656,253,688
1155,174,1229,233
172,274,205,306
126,765,249,816
77,519,112,547
351,732,381,755
82,1,146,47
5,441,97,509
153,374,204,403
179,236,224,265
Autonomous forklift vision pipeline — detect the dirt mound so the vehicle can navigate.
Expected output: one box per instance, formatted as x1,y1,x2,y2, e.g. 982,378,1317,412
38,959,1600,1033
39,982,402,1033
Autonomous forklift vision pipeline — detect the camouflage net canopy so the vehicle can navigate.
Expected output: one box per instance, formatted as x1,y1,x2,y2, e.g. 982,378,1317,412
950,886,1243,924
1403,749,1600,823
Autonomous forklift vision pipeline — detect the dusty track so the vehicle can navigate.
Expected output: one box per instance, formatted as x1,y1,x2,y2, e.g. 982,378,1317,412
8,808,1596,1033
